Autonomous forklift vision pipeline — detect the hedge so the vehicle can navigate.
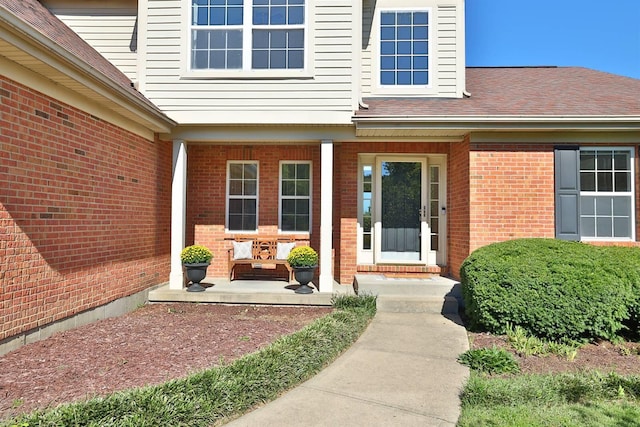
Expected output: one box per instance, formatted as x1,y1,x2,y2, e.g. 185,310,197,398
461,238,640,342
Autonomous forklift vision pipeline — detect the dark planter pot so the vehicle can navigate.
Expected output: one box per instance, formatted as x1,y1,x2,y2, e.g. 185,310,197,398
183,262,210,292
293,266,317,294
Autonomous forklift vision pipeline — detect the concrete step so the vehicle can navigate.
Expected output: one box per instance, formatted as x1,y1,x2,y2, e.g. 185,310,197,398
376,295,459,314
354,274,461,314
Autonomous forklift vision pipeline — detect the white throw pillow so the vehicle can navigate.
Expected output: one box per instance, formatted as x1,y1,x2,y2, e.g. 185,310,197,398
233,240,253,260
276,242,295,260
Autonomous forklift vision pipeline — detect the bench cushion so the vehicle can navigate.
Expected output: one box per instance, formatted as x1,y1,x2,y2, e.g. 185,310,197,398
276,242,295,260
232,240,253,260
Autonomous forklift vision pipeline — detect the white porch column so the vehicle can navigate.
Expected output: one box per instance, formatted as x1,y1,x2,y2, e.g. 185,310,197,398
169,139,187,290
319,139,334,292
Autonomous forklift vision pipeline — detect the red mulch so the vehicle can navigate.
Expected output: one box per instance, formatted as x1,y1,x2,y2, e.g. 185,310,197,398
0,304,332,421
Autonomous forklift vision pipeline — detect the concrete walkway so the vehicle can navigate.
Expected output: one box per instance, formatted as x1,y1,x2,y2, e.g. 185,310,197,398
226,276,470,426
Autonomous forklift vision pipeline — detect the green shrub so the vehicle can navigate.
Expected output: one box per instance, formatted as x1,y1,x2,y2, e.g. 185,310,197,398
458,347,520,374
461,238,638,342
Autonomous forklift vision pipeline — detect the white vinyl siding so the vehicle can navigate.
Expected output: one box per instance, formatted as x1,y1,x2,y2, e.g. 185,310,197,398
140,0,356,124
44,1,138,81
361,0,464,98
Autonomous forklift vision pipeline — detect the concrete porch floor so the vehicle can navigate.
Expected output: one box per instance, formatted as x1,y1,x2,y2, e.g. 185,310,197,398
148,274,462,312
148,277,351,306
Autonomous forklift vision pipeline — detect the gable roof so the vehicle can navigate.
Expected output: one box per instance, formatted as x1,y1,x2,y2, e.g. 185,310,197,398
357,67,640,118
0,0,174,132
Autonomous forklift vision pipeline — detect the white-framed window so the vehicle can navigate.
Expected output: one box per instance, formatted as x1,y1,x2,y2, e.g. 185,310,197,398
376,8,431,91
579,148,634,239
227,161,258,231
279,161,311,232
190,0,306,72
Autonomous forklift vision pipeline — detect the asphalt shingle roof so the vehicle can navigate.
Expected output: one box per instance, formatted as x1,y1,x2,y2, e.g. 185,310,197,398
358,67,640,118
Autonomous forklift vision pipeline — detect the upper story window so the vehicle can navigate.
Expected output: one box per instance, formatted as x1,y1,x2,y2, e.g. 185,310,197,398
379,10,429,87
190,0,305,71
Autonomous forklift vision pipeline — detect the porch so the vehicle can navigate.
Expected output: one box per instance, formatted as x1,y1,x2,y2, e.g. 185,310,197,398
148,275,461,314
149,277,348,306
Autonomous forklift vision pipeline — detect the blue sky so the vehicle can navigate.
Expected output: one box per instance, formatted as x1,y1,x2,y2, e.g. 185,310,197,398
465,0,640,79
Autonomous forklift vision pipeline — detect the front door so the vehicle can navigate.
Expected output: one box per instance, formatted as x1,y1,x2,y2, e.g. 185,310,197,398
377,158,426,262
358,155,446,266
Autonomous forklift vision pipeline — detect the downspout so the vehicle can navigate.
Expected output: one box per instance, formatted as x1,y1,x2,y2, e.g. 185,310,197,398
355,0,368,110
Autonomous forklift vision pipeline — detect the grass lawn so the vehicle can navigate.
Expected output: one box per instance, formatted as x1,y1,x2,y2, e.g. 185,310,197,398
458,371,640,427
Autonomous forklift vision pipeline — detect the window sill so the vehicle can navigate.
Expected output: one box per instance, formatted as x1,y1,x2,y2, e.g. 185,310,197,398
181,69,314,80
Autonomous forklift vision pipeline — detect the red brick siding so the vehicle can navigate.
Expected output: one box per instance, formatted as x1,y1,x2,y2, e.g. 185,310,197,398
468,143,556,256
185,144,321,278
0,77,171,342
448,137,471,278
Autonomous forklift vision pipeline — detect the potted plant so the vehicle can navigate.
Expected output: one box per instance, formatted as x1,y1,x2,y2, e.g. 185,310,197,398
180,245,213,292
287,245,318,294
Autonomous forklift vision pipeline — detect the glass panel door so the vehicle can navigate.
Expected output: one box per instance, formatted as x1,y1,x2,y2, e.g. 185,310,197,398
376,159,427,262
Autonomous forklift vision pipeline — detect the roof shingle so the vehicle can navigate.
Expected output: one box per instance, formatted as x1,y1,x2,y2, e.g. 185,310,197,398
358,67,640,117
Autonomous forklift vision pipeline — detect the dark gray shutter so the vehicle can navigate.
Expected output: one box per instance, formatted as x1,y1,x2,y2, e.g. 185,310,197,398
555,147,580,241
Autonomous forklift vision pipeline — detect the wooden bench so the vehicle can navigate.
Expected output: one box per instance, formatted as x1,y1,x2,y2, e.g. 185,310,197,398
228,238,295,282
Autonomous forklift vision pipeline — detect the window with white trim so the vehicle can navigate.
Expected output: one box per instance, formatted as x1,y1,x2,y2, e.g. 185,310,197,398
579,148,634,239
190,0,305,71
379,9,429,87
227,161,258,231
280,162,311,232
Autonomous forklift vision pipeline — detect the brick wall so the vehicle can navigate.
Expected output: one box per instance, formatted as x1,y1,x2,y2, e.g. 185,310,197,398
468,143,556,258
185,144,321,279
448,137,471,278
0,77,172,342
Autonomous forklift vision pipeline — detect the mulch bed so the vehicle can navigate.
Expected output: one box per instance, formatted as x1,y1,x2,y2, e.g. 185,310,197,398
0,303,332,421
470,332,640,376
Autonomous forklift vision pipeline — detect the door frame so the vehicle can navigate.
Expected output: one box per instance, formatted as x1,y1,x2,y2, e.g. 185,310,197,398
357,154,447,266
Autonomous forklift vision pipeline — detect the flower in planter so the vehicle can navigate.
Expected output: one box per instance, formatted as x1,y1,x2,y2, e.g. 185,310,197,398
180,245,213,264
287,245,318,268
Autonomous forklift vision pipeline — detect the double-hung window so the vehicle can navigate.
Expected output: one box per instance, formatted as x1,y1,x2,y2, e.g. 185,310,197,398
555,147,635,241
190,0,305,71
579,149,633,239
280,162,311,232
378,9,430,87
227,161,258,231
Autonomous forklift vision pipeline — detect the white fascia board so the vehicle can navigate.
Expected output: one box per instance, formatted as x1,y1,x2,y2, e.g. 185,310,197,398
165,124,357,143
469,131,640,144
0,9,175,133
166,110,355,126
353,115,640,131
